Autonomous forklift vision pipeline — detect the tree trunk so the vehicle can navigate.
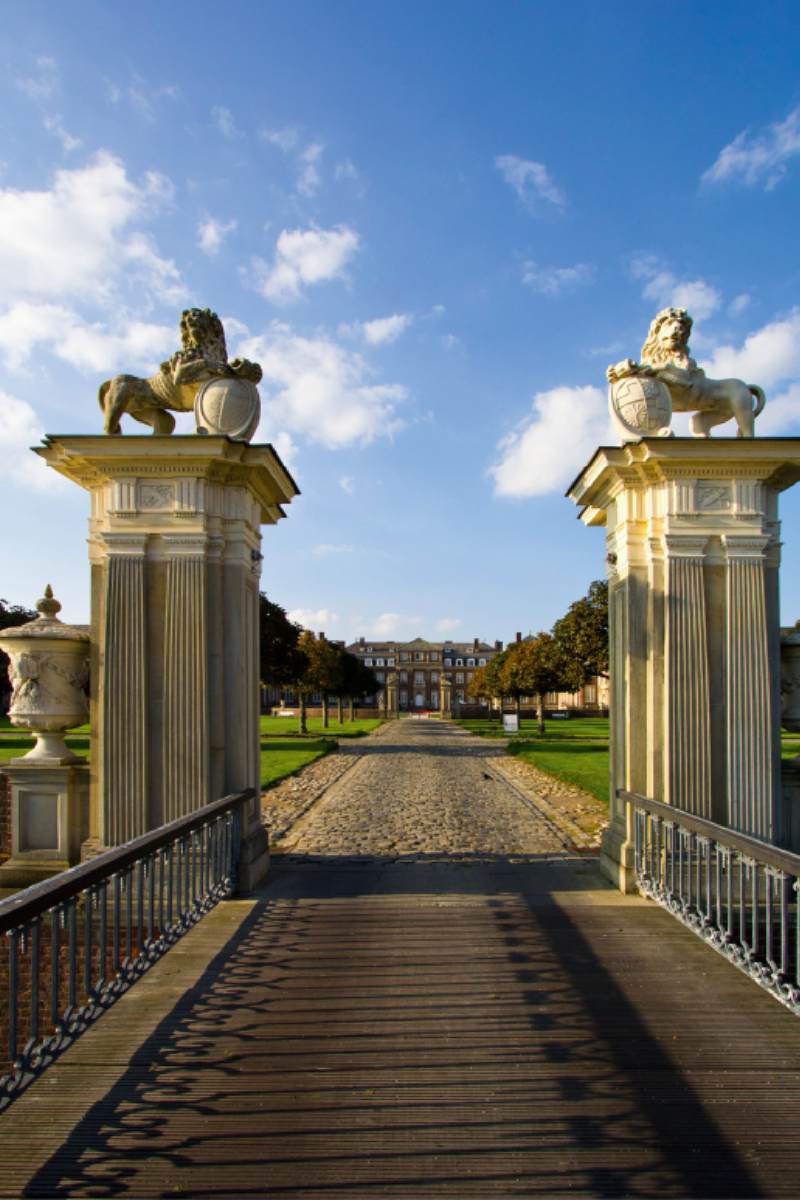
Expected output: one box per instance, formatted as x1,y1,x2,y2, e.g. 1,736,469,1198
349,695,354,722
322,695,329,729
299,692,308,735
515,695,521,720
537,692,545,736
337,696,343,725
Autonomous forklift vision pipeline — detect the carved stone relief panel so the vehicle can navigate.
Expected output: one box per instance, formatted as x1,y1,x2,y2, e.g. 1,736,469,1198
138,482,174,510
695,480,732,512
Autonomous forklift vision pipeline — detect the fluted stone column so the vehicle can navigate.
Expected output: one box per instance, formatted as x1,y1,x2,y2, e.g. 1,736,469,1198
664,537,711,818
37,436,299,888
569,438,800,891
100,535,148,845
163,537,209,822
724,534,774,840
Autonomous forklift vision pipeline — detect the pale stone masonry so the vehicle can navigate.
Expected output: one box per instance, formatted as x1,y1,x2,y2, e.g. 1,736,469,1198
36,435,298,887
569,437,800,891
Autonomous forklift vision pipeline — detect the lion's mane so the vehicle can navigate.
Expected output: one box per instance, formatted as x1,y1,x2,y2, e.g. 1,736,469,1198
172,308,228,368
641,307,693,366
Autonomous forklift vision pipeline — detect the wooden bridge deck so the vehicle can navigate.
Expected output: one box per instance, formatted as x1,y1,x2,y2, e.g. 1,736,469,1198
1,854,799,1198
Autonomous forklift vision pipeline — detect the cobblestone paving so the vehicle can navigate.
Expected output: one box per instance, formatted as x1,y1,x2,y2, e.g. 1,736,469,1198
273,719,592,859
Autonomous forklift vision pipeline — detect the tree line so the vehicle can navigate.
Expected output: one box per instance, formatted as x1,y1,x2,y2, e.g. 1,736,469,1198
259,594,379,732
467,580,608,732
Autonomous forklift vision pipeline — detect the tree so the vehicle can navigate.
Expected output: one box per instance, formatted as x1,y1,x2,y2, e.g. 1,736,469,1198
335,652,378,722
0,598,37,702
551,579,609,691
258,594,305,697
501,633,567,735
289,630,318,735
304,634,344,730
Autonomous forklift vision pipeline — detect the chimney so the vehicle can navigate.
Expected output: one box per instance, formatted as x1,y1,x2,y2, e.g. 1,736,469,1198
516,631,522,642
473,637,479,650
360,637,365,646
495,640,503,651
318,631,325,640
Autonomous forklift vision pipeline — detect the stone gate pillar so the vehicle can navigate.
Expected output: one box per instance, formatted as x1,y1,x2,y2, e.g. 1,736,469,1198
36,435,299,889
569,439,799,891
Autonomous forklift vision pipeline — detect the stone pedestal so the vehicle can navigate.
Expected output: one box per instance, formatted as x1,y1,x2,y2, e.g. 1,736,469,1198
386,677,399,719
440,676,452,720
36,435,299,890
569,438,800,892
0,763,89,887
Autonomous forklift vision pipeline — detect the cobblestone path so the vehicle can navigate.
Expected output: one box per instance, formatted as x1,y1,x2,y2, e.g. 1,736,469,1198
276,719,578,858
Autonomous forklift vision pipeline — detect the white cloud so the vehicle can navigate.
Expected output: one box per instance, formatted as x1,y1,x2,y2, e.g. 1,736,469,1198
335,159,359,182
213,106,243,139
43,115,81,152
261,127,298,151
0,391,68,491
297,143,323,196
108,78,179,122
340,313,414,346
248,224,359,304
339,476,354,493
495,154,564,211
729,293,751,316
435,618,461,632
490,385,614,498
312,544,353,555
366,613,423,638
0,152,181,307
522,262,595,296
0,302,174,373
440,334,459,350
197,216,236,255
698,310,800,392
632,256,721,321
288,608,338,631
236,322,407,449
16,57,59,102
702,107,800,190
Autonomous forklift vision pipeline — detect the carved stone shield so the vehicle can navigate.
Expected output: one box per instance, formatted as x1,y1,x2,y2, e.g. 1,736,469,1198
195,377,261,442
609,375,672,443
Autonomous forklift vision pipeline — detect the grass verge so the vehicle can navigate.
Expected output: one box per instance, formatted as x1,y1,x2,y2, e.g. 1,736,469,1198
260,738,336,788
508,740,610,805
0,738,90,761
260,716,382,738
455,717,610,742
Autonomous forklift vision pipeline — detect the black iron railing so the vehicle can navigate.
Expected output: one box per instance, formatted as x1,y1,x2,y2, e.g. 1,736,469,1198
0,789,252,1110
625,790,800,1017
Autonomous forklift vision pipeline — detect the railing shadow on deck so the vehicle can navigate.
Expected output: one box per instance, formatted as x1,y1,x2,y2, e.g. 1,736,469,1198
16,853,768,1199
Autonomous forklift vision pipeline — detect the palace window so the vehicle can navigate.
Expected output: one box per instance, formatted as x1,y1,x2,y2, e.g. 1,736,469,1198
456,673,464,684
400,691,408,704
400,671,407,683
431,652,439,662
365,659,372,666
586,685,596,702
387,658,395,666
366,646,373,652
377,672,385,683
431,691,439,707
467,658,475,667
414,652,424,661
457,691,465,702
376,658,385,666
547,692,557,703
431,672,438,683
312,693,321,702
456,658,463,667
414,672,424,685
479,658,486,666
400,652,407,661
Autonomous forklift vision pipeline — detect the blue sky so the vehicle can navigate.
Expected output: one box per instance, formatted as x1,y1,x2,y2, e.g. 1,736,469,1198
2,0,800,639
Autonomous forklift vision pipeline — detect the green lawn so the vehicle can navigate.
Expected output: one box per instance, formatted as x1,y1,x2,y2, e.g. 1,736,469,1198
260,738,336,787
455,716,610,742
0,717,91,735
259,715,383,738
0,737,90,761
509,740,610,805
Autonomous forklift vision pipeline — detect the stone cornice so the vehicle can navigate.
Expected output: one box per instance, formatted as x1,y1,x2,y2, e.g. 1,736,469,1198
34,435,299,526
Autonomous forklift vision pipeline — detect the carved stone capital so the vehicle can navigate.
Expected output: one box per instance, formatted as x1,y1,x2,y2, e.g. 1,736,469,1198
721,533,772,561
662,534,708,560
101,532,148,557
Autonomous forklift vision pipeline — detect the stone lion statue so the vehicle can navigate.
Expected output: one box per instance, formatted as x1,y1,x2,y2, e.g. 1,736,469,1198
99,308,262,435
607,307,765,437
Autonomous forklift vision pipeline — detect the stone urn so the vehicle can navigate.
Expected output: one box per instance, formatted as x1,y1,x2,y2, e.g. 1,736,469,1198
0,586,89,764
194,376,261,441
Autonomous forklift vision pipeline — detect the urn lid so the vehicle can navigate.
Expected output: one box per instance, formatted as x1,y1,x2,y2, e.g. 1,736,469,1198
0,586,90,643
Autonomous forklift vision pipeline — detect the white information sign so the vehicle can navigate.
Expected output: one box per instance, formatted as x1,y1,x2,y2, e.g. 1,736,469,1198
503,714,520,734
